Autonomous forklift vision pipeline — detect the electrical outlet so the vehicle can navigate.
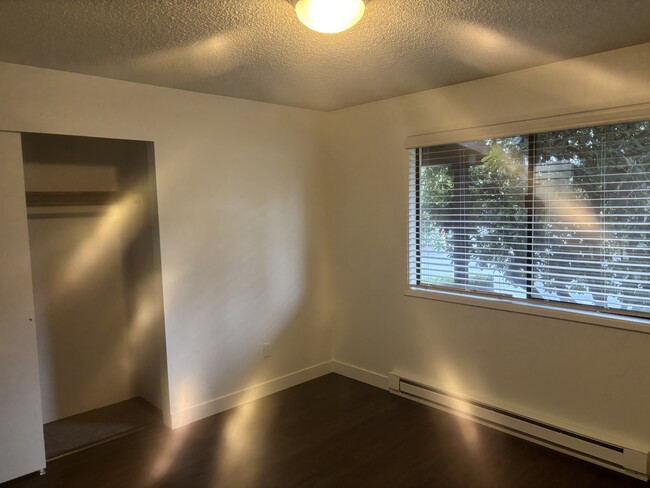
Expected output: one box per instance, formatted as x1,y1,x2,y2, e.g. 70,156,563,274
263,342,271,358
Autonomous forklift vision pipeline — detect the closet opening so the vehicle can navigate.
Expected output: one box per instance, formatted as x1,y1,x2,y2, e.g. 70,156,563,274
21,133,168,460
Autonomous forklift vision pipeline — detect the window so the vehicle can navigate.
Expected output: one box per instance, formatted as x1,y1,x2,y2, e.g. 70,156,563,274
409,119,650,318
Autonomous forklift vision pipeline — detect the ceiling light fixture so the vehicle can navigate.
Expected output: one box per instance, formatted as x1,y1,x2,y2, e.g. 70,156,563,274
292,0,366,34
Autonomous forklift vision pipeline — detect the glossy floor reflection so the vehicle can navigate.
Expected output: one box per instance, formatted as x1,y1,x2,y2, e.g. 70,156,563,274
2,374,644,488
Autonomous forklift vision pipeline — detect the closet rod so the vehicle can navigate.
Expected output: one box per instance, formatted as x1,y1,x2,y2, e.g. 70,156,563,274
25,191,123,207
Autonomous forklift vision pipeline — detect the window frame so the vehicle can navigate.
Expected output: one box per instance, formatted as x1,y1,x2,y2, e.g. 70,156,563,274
405,103,650,334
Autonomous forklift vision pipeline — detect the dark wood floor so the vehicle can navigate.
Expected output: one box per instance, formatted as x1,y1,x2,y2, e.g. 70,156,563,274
3,374,645,488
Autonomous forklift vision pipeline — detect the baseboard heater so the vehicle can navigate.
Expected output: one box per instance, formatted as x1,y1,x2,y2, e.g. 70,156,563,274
388,372,649,481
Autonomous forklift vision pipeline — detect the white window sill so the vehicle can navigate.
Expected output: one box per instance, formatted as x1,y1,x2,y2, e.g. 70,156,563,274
405,287,650,335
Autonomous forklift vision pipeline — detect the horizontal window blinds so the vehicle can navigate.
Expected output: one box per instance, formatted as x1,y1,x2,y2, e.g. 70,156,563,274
409,120,650,317
532,123,650,314
409,138,531,299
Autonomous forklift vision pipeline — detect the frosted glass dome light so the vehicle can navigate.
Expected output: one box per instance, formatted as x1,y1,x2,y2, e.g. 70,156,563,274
294,0,366,34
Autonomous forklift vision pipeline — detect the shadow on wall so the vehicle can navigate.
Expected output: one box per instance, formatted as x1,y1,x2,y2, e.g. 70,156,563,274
160,140,327,413
142,125,332,480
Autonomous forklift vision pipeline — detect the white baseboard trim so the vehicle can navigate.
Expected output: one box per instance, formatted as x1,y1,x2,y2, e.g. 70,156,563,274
170,361,333,428
331,360,389,390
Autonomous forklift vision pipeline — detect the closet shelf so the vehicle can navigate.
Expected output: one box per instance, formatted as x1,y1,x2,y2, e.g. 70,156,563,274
26,191,123,207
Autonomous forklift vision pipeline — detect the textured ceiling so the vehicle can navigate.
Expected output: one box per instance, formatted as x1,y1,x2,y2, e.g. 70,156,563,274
1,0,649,111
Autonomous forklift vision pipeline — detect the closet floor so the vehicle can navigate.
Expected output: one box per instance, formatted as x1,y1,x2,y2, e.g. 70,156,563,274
43,397,160,460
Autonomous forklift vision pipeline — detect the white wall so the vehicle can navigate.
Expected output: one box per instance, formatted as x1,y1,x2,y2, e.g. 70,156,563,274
0,62,333,428
326,43,650,449
28,212,135,423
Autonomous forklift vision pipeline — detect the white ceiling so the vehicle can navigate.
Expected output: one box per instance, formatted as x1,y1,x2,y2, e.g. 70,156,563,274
1,0,649,111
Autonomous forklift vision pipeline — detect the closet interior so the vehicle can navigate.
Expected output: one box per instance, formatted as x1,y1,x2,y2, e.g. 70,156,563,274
21,133,167,460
